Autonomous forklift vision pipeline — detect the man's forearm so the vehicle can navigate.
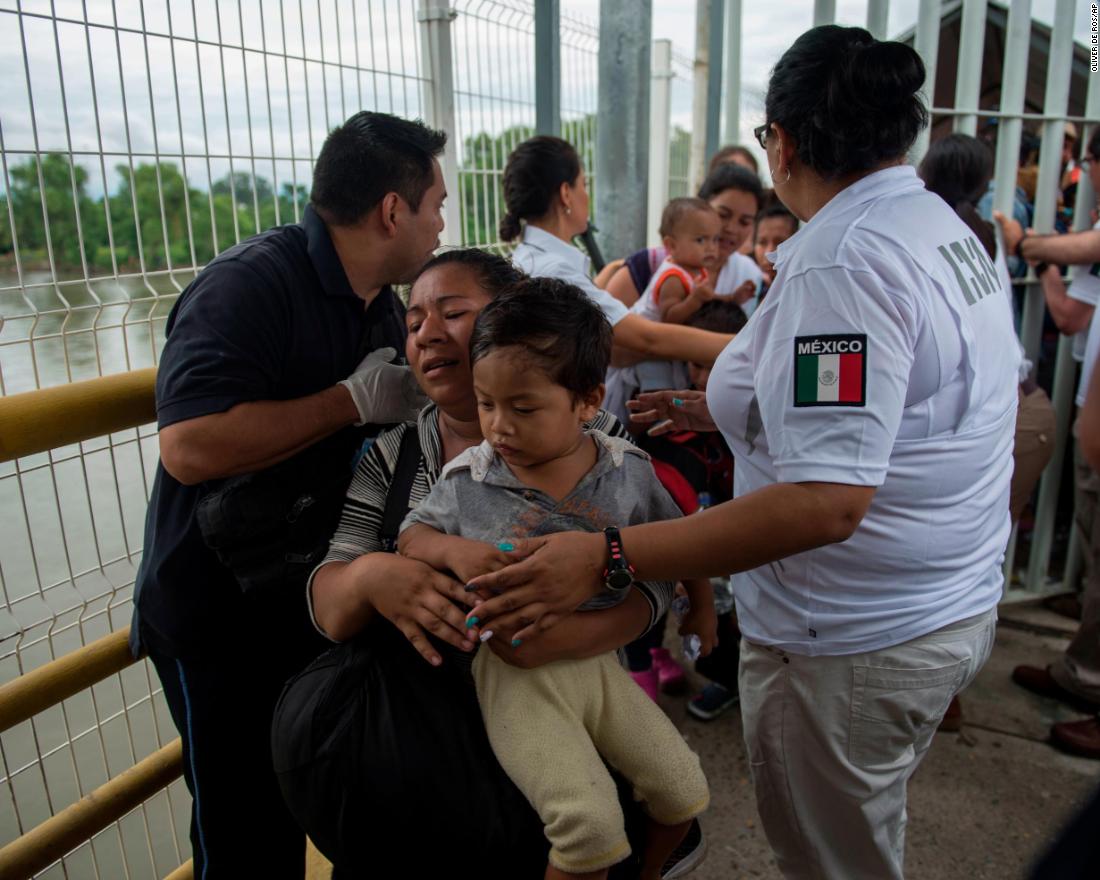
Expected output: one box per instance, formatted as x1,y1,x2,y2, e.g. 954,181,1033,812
159,384,358,484
1024,229,1100,266
1042,269,1094,335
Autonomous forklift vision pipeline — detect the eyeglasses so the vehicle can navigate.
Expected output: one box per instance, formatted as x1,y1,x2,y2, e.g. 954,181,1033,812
753,123,771,150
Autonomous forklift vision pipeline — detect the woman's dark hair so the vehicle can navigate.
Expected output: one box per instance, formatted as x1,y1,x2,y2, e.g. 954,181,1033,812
709,144,759,175
764,25,928,179
415,248,525,298
470,277,612,397
499,136,582,241
311,111,447,225
918,134,996,259
697,163,764,211
918,134,993,210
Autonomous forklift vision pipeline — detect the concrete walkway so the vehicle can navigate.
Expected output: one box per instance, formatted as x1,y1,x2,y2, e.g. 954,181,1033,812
669,602,1100,879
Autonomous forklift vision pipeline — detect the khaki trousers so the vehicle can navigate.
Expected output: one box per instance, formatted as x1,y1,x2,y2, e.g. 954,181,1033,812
739,609,997,880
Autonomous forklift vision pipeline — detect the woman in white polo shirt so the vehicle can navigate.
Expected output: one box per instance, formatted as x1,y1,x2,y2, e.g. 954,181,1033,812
466,25,1020,880
500,135,732,367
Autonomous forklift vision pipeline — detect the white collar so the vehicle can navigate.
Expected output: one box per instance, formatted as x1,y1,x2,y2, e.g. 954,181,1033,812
441,429,642,483
520,224,590,275
773,165,923,267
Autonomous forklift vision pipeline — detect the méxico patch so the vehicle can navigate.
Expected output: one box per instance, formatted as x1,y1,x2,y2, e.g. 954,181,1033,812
793,334,867,407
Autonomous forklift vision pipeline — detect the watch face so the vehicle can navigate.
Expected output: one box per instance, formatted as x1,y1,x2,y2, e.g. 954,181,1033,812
607,568,633,590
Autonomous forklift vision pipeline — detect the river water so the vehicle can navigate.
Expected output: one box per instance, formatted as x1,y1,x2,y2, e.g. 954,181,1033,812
0,268,191,876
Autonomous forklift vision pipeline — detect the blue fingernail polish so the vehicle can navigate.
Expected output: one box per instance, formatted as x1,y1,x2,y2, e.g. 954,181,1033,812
466,616,479,628
672,397,684,407
465,583,479,592
498,541,514,552
511,638,522,648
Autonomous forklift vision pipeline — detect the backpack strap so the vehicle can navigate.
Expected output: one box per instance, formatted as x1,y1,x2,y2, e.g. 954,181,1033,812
379,425,423,552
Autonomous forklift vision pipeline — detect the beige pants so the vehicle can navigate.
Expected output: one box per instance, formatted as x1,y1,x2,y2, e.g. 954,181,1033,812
739,609,997,880
474,649,710,874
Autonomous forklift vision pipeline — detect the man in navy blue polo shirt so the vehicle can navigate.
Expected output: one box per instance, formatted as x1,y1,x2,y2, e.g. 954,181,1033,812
133,112,447,876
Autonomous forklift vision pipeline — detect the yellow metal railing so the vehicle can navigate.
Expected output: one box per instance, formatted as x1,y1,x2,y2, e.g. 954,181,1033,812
0,369,190,879
0,368,157,464
0,368,332,878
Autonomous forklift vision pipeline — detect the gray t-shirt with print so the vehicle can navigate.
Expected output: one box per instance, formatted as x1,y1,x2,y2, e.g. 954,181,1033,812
400,430,681,616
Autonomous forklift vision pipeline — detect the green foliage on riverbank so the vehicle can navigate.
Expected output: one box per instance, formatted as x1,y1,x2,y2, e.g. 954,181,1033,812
0,114,691,270
0,153,307,273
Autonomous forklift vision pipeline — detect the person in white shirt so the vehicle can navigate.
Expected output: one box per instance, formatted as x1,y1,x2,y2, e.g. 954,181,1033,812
500,136,732,372
603,163,765,313
461,25,1019,879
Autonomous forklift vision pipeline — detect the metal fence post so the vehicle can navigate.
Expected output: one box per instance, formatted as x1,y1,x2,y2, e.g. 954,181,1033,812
706,0,725,160
866,0,890,39
813,0,836,26
723,0,742,147
911,0,942,162
535,0,561,136
596,0,652,260
1024,0,1083,592
953,0,987,136
418,0,462,246
689,0,711,192
991,0,1032,588
648,39,674,247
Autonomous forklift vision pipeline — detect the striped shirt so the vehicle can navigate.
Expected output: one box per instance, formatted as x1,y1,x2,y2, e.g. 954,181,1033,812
309,404,673,637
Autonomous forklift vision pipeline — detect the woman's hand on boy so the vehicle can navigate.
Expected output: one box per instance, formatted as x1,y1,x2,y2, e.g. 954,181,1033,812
360,554,479,667
464,531,607,644
628,389,715,436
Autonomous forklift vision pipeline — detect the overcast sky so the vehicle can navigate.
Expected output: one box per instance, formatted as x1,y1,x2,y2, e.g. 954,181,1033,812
568,0,1095,164
0,0,1094,199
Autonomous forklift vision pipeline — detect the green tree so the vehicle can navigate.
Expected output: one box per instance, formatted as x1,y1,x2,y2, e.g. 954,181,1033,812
5,153,103,271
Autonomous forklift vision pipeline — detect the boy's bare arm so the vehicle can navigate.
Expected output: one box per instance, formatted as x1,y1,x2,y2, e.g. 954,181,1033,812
398,523,458,570
660,275,711,324
399,523,518,587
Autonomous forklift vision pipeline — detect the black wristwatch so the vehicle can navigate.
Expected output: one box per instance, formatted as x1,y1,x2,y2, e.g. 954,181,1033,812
602,527,636,594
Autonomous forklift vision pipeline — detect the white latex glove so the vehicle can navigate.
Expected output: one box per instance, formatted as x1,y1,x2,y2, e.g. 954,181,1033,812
339,347,428,426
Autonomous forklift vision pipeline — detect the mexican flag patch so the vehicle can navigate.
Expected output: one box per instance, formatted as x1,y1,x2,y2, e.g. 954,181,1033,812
793,334,867,407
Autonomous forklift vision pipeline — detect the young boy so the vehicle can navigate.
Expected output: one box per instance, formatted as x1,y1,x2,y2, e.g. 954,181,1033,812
399,278,715,880
752,202,799,296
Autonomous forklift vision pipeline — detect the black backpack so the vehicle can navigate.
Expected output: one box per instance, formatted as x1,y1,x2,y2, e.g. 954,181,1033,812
270,427,646,877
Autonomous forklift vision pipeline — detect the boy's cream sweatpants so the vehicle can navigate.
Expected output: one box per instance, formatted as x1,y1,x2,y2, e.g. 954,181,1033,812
473,649,710,874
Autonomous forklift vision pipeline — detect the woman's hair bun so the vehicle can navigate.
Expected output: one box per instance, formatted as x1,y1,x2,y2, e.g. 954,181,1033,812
765,25,929,179
842,40,925,108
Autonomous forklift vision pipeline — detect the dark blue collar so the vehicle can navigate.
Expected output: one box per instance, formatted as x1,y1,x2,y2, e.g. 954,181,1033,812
303,204,360,300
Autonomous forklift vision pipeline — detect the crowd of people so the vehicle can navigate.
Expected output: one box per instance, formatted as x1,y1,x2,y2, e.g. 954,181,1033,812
128,20,1100,880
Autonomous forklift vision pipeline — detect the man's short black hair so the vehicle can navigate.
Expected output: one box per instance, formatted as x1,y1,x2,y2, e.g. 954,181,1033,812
470,277,612,397
311,111,447,225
